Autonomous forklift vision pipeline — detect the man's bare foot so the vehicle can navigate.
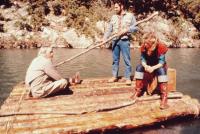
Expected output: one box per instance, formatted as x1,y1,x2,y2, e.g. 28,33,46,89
74,72,81,84
68,72,81,85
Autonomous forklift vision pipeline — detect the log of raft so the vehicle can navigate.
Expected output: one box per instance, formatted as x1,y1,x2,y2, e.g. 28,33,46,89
0,70,199,133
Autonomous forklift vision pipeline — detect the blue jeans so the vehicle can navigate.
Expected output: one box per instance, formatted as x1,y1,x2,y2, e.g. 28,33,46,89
134,64,168,82
112,39,132,79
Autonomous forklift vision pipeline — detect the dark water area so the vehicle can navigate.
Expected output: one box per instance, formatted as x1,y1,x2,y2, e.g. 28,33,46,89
0,48,200,133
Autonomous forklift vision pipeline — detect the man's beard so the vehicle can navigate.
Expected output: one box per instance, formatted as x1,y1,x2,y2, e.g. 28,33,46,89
116,10,121,15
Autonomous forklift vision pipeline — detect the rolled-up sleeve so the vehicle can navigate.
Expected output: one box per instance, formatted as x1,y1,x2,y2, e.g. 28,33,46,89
158,55,166,65
127,15,137,33
44,62,62,80
103,22,113,39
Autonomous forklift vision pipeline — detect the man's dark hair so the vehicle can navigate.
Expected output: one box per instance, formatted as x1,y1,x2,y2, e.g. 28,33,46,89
114,0,129,9
113,0,125,6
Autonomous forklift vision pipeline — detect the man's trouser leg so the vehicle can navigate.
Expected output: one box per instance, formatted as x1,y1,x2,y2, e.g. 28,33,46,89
131,64,144,100
112,41,120,78
120,39,132,80
41,79,68,97
156,67,169,109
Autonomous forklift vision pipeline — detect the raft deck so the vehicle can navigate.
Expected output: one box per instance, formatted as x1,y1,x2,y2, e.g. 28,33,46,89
0,71,200,133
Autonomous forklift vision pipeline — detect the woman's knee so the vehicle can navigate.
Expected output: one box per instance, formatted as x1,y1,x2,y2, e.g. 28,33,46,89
157,68,168,82
135,64,144,80
156,67,167,76
136,64,144,72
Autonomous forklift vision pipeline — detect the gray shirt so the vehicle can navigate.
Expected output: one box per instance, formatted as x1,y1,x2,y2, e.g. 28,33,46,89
25,56,62,87
104,11,137,40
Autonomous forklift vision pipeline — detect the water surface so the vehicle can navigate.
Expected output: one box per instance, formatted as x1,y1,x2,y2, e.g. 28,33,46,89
0,48,200,133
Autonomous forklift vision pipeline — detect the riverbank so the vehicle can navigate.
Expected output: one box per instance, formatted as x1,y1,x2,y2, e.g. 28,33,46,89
0,0,199,49
0,38,199,49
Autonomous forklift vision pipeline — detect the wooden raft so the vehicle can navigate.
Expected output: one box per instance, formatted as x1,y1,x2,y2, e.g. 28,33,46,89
0,69,200,134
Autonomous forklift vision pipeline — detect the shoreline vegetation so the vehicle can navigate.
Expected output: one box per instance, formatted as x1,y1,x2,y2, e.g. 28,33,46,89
0,0,199,49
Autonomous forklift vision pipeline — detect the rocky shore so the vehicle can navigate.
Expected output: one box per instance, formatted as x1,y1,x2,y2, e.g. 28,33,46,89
0,0,199,49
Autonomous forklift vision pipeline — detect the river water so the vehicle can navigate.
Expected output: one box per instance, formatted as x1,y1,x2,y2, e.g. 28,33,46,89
0,48,200,133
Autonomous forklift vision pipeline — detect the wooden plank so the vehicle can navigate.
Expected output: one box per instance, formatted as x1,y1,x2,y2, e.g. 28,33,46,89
168,68,176,91
0,96,199,134
0,73,199,134
0,92,183,117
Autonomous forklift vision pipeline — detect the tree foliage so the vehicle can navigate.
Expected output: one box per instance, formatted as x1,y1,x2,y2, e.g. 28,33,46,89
178,0,199,31
1,0,199,34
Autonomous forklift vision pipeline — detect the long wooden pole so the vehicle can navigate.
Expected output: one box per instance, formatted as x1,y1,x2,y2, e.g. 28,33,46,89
0,91,182,117
55,12,158,67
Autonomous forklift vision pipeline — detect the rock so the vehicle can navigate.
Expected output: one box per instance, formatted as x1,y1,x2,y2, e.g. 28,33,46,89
0,5,5,9
55,37,70,48
62,29,93,48
45,14,67,27
138,14,198,48
17,6,29,17
193,40,200,48
11,30,26,40
96,21,108,33
180,37,193,47
156,21,171,33
41,27,59,44
37,43,42,48
16,45,21,49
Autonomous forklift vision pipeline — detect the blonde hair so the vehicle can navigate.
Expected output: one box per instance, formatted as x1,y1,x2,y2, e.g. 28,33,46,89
143,32,158,42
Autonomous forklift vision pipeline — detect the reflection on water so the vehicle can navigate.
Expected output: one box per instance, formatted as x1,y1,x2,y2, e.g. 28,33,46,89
0,48,200,133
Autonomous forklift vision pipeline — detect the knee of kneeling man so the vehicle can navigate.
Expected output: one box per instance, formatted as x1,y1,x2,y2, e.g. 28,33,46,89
60,79,68,86
31,91,44,99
